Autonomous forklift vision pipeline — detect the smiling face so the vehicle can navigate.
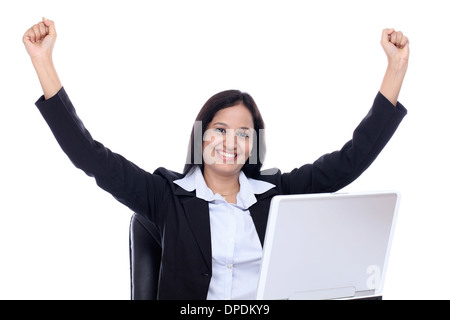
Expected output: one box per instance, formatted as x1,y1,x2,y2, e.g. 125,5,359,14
202,103,255,177
183,89,266,178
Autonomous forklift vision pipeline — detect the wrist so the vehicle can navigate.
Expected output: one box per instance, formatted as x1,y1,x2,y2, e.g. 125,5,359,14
31,55,62,100
387,57,408,73
380,60,408,107
31,54,53,67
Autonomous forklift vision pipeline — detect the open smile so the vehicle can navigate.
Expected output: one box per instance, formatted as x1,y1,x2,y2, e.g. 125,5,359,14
216,149,237,161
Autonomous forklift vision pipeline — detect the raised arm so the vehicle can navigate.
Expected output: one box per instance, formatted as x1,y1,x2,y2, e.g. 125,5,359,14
379,28,410,106
23,19,168,225
23,18,62,100
278,28,409,194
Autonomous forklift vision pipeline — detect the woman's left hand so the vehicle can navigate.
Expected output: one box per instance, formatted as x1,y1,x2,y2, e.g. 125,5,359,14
379,28,409,106
381,28,410,69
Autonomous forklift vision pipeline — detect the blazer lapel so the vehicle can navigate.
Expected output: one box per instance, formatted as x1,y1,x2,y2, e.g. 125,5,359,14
178,194,212,272
250,188,280,246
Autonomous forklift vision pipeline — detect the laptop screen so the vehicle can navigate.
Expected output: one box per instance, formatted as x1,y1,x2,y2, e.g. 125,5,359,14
256,191,400,300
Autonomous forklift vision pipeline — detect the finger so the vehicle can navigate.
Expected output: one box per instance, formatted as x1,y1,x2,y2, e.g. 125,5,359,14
390,31,397,46
28,27,38,43
394,31,404,47
38,22,47,40
23,28,35,43
43,18,56,37
32,24,41,42
404,41,410,54
381,28,395,44
400,35,409,49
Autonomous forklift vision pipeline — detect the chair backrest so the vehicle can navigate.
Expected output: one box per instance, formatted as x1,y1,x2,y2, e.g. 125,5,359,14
129,213,162,300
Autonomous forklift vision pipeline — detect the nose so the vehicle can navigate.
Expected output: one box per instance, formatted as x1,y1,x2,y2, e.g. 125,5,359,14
223,133,237,151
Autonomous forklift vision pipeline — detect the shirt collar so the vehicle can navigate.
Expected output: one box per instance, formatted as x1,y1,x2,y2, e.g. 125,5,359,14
173,167,275,209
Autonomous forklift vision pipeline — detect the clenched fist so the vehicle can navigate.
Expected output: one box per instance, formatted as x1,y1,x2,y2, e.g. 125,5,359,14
23,18,57,61
23,18,61,99
381,28,409,67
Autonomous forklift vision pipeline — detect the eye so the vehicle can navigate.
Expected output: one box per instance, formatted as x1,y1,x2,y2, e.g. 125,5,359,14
214,128,226,134
236,129,250,139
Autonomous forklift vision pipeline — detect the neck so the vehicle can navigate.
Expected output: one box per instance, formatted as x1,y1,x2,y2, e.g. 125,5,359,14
203,168,240,202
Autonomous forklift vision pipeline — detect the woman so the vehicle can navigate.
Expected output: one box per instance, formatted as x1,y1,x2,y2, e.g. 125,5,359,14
23,18,409,300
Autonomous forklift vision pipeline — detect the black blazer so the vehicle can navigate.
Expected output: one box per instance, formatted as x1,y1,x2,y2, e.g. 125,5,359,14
35,88,407,299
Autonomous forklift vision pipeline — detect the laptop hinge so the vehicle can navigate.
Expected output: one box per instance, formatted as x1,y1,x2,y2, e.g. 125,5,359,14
289,287,356,300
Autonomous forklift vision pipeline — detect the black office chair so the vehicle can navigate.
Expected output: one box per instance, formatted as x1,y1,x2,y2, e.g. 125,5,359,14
129,213,162,300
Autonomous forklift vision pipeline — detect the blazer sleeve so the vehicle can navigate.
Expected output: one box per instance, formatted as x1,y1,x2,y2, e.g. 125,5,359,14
280,92,407,194
35,87,167,224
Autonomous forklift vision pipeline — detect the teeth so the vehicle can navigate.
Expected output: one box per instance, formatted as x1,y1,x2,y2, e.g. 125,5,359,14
217,150,236,158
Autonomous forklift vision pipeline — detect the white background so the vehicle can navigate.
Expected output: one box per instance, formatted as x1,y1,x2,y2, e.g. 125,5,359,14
1,0,449,300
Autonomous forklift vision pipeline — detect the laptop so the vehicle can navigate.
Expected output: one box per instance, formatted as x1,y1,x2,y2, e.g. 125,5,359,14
255,191,400,300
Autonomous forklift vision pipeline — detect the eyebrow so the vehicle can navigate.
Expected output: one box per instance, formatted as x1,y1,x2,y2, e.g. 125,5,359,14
212,122,252,130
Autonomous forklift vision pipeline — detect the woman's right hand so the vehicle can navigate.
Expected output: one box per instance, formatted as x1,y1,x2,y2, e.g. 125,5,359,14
23,18,57,61
24,18,61,100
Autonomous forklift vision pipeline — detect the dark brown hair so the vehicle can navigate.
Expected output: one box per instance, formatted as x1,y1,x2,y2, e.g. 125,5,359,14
183,90,266,178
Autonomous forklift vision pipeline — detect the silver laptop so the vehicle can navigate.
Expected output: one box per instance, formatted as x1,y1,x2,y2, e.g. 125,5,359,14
255,191,400,300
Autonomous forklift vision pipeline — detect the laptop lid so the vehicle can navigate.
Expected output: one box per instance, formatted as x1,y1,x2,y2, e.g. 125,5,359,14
255,191,400,300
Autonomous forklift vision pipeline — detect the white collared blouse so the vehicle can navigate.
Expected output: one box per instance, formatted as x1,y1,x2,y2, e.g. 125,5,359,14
174,167,275,300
